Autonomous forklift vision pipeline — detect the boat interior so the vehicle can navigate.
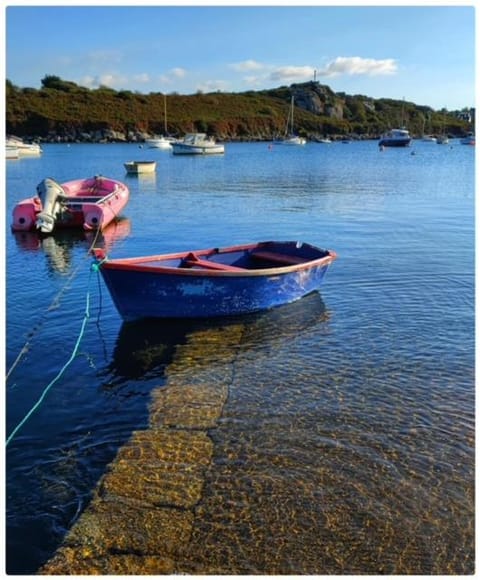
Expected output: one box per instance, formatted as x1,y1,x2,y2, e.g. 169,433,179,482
174,248,324,271
180,250,309,272
95,244,332,273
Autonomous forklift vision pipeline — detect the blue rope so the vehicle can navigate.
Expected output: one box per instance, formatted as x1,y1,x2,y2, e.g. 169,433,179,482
6,269,94,447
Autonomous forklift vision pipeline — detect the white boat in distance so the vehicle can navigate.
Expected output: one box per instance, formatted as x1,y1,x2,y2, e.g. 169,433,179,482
145,95,177,149
459,133,475,146
6,135,42,155
171,133,225,155
277,135,307,146
378,128,411,148
6,144,19,159
274,96,306,146
145,136,176,150
124,160,157,174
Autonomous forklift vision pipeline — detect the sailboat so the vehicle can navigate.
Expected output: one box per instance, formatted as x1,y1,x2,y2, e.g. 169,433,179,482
421,113,436,142
145,95,177,149
274,96,306,146
436,110,449,145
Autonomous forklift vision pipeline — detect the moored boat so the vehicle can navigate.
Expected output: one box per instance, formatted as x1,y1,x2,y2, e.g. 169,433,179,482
273,96,307,146
378,128,411,147
92,240,337,320
124,160,157,174
145,95,177,149
12,175,129,234
460,133,475,146
145,136,175,150
6,144,19,159
6,135,42,155
274,135,307,146
171,133,225,155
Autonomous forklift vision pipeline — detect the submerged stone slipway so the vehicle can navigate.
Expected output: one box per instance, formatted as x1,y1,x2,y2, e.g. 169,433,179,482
39,297,473,575
40,323,243,575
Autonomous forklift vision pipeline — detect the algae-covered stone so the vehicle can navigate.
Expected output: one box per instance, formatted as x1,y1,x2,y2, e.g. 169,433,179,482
40,546,176,575
64,498,193,555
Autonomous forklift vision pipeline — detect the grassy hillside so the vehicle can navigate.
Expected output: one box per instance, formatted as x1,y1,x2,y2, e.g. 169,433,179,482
6,76,472,142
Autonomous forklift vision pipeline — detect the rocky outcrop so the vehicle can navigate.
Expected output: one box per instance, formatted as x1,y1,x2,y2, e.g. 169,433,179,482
291,82,343,119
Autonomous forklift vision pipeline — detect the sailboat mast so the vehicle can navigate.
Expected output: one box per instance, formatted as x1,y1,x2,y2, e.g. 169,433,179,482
291,96,294,135
164,94,167,135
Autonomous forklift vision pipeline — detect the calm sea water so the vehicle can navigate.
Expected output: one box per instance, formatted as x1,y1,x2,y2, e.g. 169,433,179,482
5,140,475,574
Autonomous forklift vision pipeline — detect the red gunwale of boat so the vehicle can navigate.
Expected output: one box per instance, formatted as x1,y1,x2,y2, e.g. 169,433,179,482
92,244,337,277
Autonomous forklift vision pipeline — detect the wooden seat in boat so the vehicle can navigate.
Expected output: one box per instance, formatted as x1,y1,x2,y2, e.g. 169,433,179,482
182,253,245,271
250,250,307,265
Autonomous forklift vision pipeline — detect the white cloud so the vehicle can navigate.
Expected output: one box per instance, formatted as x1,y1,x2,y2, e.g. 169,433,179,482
318,56,397,77
243,75,265,86
79,73,127,89
158,68,187,84
269,66,316,82
196,79,230,93
230,60,265,72
171,67,186,78
134,73,150,84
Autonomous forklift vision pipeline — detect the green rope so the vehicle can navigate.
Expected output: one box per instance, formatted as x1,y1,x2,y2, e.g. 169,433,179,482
6,230,104,381
6,269,94,448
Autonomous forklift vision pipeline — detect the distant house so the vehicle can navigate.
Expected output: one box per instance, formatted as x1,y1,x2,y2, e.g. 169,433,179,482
457,110,472,123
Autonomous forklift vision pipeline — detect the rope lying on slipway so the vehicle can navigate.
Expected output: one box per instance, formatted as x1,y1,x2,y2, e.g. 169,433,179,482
39,323,244,575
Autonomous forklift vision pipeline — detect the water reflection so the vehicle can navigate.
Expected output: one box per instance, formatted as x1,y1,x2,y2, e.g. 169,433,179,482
108,293,328,381
124,171,158,193
11,219,131,275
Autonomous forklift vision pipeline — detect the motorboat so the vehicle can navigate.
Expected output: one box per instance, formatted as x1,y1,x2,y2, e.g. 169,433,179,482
6,144,19,159
171,133,225,155
92,240,337,320
378,128,411,147
12,175,129,234
436,134,449,145
421,135,437,142
6,135,42,155
124,160,157,174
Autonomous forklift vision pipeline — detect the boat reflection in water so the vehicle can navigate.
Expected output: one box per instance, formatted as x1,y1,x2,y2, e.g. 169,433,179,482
124,170,157,191
12,218,131,275
108,292,329,381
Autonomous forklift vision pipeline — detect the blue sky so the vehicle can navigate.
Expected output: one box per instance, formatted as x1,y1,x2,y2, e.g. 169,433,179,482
4,3,476,111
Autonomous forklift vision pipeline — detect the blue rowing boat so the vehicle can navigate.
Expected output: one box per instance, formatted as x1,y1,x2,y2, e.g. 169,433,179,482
92,241,336,320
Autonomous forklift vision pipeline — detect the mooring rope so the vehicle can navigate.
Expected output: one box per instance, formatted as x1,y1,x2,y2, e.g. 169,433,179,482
5,227,105,447
6,228,103,381
6,268,94,447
